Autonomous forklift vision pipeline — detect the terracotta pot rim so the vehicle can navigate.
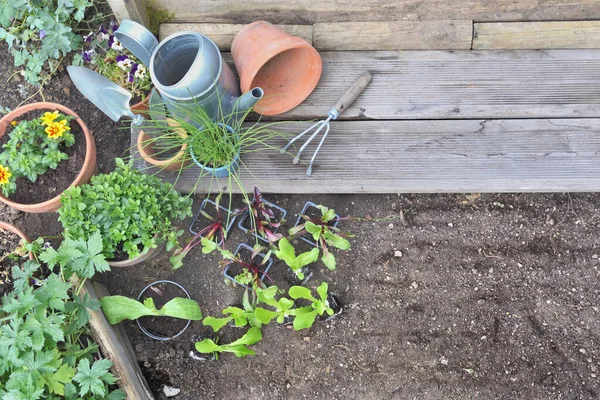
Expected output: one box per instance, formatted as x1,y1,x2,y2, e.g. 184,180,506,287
136,119,189,172
0,221,34,260
107,240,165,268
0,102,96,213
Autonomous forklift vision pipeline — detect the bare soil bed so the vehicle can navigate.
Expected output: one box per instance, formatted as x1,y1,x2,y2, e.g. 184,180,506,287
1,40,599,400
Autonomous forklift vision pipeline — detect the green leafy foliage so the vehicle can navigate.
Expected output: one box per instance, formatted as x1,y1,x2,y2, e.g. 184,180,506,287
0,247,123,399
0,111,75,196
194,327,262,358
58,158,192,260
274,237,319,279
0,0,97,85
288,282,334,330
100,295,202,324
290,205,353,272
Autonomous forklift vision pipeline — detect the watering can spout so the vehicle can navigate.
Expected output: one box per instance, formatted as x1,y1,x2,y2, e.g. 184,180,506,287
232,87,264,115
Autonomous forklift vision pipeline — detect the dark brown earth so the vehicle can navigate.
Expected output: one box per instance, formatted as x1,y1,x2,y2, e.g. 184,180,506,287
1,29,600,400
0,111,87,204
0,228,24,296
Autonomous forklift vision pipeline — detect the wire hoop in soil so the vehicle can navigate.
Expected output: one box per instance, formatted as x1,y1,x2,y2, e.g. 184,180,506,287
189,198,237,247
136,280,192,341
237,198,287,243
294,201,341,247
223,243,273,288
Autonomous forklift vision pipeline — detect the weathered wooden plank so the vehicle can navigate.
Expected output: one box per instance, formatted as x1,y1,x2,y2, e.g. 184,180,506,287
159,23,313,49
131,119,600,193
80,279,155,400
153,0,600,24
313,21,472,50
473,21,600,50
222,50,600,121
106,0,149,27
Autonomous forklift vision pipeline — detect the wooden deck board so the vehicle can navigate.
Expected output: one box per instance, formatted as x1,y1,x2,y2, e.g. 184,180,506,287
313,21,472,50
153,0,600,25
473,21,600,50
131,118,600,193
231,50,600,121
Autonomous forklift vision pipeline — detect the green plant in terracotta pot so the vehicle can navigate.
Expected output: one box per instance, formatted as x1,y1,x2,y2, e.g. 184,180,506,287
58,158,192,267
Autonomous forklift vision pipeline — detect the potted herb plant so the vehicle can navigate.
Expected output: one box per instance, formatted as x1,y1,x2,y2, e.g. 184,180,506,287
0,102,96,213
135,101,285,177
58,158,192,267
79,21,152,115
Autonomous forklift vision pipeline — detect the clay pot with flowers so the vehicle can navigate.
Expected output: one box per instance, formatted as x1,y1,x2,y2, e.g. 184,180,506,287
0,102,97,213
79,21,152,115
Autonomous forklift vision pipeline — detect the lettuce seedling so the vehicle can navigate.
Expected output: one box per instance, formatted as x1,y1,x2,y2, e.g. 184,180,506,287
195,326,263,358
290,205,353,271
203,285,264,332
254,286,295,325
100,295,202,324
274,237,319,280
288,282,334,331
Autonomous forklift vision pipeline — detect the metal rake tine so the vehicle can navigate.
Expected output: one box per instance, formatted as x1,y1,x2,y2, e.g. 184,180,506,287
306,122,331,176
280,120,324,154
293,116,332,164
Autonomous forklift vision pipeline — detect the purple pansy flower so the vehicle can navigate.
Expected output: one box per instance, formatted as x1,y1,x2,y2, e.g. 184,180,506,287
98,25,107,34
82,50,95,63
107,35,123,50
109,20,119,33
116,54,132,70
39,30,46,39
83,31,94,42
129,63,139,82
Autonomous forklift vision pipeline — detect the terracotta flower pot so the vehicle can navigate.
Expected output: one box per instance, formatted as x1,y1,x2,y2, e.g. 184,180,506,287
131,92,150,118
0,221,33,260
231,21,322,116
107,240,165,268
0,102,97,213
137,118,189,172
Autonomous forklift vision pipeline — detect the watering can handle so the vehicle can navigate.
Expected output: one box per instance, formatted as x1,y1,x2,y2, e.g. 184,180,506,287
329,72,373,120
114,20,159,67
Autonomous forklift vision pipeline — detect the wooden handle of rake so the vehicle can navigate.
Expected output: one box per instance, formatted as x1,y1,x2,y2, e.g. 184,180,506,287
330,72,373,119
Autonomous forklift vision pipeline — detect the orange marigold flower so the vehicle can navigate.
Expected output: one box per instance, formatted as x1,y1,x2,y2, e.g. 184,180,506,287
40,111,59,126
45,120,70,139
0,165,11,185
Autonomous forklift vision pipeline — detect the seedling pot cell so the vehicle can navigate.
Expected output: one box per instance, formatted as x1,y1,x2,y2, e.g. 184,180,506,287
189,198,237,246
223,243,273,288
237,198,287,243
295,201,340,247
136,280,192,341
321,293,343,322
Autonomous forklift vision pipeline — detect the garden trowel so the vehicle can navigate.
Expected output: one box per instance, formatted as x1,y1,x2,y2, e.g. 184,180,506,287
67,66,144,126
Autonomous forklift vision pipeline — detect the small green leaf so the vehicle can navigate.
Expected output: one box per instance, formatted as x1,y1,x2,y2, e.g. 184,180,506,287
288,286,314,301
321,252,336,271
202,316,232,332
292,310,317,330
254,307,279,325
316,282,329,302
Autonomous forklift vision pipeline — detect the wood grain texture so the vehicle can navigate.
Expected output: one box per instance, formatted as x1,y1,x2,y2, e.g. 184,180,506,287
153,0,600,24
106,0,148,26
313,21,472,50
159,23,313,49
131,119,600,193
474,21,600,49
78,279,155,400
227,50,600,121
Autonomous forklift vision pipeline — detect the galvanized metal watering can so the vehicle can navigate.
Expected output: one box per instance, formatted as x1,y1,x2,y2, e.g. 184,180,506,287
115,19,263,121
